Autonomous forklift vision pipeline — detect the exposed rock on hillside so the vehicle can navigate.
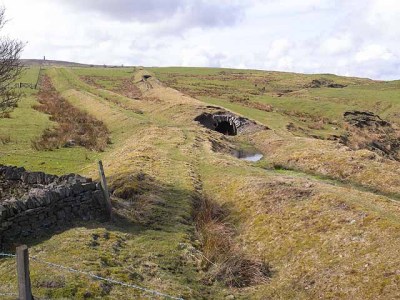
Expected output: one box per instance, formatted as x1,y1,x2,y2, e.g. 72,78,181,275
340,111,400,161
344,111,391,128
306,78,347,88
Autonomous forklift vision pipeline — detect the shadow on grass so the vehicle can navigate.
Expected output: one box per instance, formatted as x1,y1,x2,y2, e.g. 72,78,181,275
2,170,195,252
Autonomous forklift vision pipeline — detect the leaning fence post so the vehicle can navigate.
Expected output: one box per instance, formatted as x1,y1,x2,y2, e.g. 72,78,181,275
98,160,112,220
16,245,33,300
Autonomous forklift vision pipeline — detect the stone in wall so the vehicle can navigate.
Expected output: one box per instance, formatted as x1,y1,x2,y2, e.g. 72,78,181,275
0,165,108,249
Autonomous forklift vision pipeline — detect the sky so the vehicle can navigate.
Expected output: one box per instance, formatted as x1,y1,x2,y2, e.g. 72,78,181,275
1,0,399,80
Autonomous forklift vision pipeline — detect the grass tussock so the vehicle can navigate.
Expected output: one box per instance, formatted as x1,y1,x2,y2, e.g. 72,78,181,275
0,111,11,118
341,123,400,161
32,75,110,151
110,172,165,224
0,135,11,144
194,196,271,288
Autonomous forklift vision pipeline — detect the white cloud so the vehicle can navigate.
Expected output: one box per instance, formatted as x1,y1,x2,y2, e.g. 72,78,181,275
355,45,395,62
0,0,399,80
320,35,353,55
267,39,292,59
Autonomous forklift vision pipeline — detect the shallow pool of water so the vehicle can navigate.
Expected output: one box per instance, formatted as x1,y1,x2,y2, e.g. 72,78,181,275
240,153,263,162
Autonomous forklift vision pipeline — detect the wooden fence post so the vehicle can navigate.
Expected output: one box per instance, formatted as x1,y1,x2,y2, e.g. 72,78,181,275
98,160,112,220
16,245,33,300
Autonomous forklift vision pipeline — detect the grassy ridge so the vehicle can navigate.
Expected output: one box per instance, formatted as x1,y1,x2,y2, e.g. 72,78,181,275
1,66,400,299
150,67,400,136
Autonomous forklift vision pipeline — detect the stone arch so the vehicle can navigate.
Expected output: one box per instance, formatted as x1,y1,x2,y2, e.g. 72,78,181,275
194,113,239,136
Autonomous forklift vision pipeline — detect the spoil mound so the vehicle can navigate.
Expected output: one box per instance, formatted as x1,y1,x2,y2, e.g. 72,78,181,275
306,78,346,88
340,111,400,161
344,111,391,128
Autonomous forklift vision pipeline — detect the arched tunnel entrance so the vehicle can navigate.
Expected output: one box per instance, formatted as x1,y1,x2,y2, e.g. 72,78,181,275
195,111,268,136
194,112,239,136
215,121,237,136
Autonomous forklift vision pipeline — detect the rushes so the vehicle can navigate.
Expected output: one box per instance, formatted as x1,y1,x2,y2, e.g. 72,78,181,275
32,75,110,151
194,196,271,287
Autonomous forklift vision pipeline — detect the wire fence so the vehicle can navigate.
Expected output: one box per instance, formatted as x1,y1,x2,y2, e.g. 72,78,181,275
0,292,18,297
0,252,184,300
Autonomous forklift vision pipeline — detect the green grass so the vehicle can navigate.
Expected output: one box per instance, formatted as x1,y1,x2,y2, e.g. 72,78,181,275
2,65,400,299
1,66,230,299
0,67,102,174
71,67,134,78
20,66,41,84
0,66,148,175
150,66,400,138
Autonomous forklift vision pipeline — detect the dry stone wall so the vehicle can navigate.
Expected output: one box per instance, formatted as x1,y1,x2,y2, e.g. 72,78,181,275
0,165,107,249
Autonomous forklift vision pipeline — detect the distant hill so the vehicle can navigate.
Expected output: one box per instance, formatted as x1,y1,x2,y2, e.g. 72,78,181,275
21,59,91,67
21,59,131,68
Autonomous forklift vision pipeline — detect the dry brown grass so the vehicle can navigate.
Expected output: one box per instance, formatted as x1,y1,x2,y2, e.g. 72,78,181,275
194,195,271,287
80,75,142,100
32,75,110,151
0,111,11,118
109,172,168,225
0,134,11,144
341,123,400,161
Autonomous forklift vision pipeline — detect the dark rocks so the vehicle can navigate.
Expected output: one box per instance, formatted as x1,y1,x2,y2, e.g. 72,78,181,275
306,78,347,88
344,111,391,128
341,111,400,161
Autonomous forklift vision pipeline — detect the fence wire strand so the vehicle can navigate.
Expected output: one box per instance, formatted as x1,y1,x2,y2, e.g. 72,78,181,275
0,292,18,297
0,253,15,258
1,252,184,299
30,256,184,300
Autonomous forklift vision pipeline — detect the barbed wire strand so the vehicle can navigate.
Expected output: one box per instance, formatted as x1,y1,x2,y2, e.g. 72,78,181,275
1,252,184,299
30,257,184,300
0,292,18,297
0,253,15,258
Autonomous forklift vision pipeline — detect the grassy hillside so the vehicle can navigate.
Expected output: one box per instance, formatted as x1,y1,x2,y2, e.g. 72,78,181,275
1,65,400,299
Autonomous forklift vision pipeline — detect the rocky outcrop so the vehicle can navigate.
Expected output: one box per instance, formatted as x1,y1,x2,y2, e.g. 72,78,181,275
343,111,391,128
341,111,400,161
306,78,346,88
0,165,108,249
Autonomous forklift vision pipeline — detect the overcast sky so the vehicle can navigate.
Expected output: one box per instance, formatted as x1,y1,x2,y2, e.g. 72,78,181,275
1,0,399,80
